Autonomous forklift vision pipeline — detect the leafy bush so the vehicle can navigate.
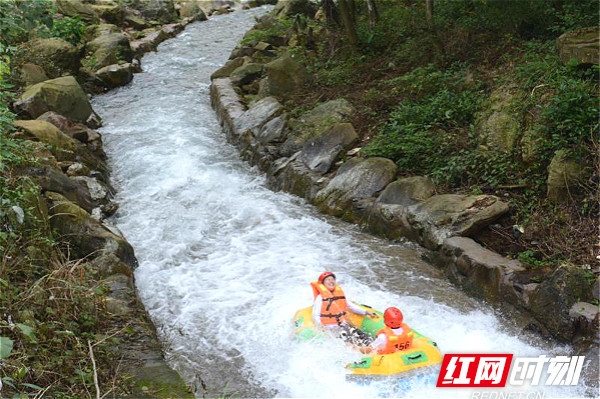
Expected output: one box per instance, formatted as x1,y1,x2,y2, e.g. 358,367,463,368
363,65,482,174
49,16,86,45
0,0,53,45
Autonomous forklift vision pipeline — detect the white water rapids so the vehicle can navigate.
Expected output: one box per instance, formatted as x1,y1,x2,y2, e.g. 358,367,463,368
92,7,588,399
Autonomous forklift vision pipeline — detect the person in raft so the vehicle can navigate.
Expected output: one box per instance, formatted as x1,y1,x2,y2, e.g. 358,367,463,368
311,271,376,346
361,307,414,355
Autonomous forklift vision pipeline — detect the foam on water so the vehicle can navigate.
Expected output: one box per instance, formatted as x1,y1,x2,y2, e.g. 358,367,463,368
93,7,588,398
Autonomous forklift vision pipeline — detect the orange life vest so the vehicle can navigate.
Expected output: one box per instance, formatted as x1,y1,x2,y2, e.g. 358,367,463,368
376,324,414,354
310,282,348,326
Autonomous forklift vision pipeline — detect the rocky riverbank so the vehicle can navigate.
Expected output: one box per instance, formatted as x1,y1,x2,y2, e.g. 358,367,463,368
209,3,598,387
1,1,265,397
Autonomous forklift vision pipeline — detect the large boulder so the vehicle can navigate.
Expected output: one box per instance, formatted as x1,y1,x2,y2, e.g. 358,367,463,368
128,0,177,24
95,63,133,88
255,115,286,144
21,38,80,78
56,0,98,21
14,76,100,125
23,166,93,212
476,86,522,152
13,120,77,160
20,63,48,87
86,32,133,70
230,63,264,86
233,96,283,138
315,157,397,221
299,122,358,174
91,3,126,25
529,264,594,341
280,98,355,156
45,192,135,267
406,194,509,250
258,53,310,98
37,112,103,147
557,27,599,66
272,0,316,17
377,176,436,206
211,57,247,80
174,0,208,19
546,150,591,204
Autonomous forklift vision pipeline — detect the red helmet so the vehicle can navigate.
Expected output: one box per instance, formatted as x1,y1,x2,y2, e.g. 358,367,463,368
384,307,403,328
318,271,336,284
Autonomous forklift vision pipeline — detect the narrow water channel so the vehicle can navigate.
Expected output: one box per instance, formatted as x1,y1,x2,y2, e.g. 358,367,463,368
92,7,585,398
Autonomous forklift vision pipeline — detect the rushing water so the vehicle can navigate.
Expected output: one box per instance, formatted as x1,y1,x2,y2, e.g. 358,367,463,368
92,7,588,399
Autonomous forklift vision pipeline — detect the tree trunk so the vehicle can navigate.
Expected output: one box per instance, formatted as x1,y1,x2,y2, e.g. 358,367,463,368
322,0,337,26
338,0,358,48
367,0,379,31
425,0,445,62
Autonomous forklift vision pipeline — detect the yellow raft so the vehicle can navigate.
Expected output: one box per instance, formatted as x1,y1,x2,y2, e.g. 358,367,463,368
292,303,442,378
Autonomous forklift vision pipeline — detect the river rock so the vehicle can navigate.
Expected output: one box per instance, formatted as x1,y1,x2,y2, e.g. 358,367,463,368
37,112,102,147
21,38,80,78
13,120,77,160
124,13,150,29
67,163,91,177
256,115,286,144
258,53,310,98
45,192,136,267
130,29,169,55
270,156,330,201
175,0,208,19
315,157,397,221
131,0,177,23
280,98,355,156
71,176,111,203
87,32,133,70
529,264,594,341
440,236,525,302
211,57,247,80
300,122,358,174
476,86,522,152
273,0,316,17
546,150,591,204
91,3,125,25
377,176,436,206
233,96,283,138
96,63,133,88
24,166,93,212
56,0,98,21
557,27,599,66
20,63,48,87
364,203,413,240
406,194,509,250
14,76,100,126
230,63,264,86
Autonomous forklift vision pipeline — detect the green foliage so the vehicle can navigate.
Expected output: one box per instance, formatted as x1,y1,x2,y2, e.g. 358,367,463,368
0,0,54,46
49,16,86,45
518,250,548,268
363,65,482,175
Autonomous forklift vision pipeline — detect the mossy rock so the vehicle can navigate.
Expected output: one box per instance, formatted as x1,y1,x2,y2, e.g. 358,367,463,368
45,192,136,267
21,38,81,78
546,149,592,204
20,63,48,87
258,53,310,99
91,3,125,25
280,98,355,156
14,76,98,124
86,32,133,70
476,86,523,152
557,27,599,66
377,176,436,206
56,0,99,21
13,120,78,161
315,157,397,222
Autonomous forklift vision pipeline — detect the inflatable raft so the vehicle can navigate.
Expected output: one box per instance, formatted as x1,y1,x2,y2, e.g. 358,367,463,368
292,303,442,378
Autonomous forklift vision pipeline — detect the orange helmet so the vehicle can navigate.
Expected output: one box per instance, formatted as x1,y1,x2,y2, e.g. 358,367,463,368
383,307,403,328
318,271,336,284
